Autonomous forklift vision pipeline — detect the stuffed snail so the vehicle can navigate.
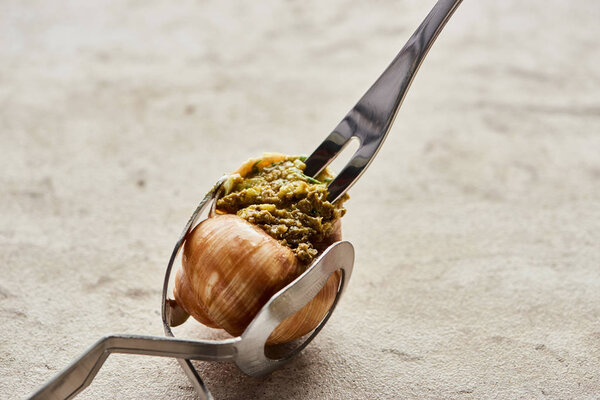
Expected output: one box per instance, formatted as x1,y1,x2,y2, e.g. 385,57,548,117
173,153,348,344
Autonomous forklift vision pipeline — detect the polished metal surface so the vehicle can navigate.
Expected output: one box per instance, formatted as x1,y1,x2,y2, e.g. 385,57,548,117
28,335,239,400
235,241,353,377
304,0,463,203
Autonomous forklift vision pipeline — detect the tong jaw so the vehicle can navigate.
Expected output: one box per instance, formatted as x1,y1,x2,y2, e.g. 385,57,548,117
235,241,354,376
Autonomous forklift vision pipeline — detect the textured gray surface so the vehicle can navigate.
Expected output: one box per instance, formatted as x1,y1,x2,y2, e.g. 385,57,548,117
2,0,600,399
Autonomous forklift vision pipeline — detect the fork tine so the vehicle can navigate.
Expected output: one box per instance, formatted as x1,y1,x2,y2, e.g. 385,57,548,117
324,135,379,204
302,122,355,178
303,0,463,203
319,105,392,203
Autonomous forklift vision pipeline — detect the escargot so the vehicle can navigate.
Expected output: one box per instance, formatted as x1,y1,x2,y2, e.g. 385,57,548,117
173,153,348,344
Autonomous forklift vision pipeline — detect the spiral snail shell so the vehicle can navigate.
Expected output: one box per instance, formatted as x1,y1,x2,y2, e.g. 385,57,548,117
174,153,347,345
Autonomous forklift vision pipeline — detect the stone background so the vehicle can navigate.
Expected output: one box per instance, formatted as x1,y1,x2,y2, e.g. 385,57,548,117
1,0,599,399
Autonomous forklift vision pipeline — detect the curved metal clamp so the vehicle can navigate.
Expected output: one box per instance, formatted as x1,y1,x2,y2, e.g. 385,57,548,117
161,177,355,398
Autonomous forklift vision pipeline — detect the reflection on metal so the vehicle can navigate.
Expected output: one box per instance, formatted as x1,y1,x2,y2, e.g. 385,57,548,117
305,0,463,203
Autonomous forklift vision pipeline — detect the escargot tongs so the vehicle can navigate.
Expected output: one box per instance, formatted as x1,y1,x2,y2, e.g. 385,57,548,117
29,0,462,399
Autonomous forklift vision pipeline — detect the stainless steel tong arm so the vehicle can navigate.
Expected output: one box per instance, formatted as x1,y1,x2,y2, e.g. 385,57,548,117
29,334,239,400
304,0,463,203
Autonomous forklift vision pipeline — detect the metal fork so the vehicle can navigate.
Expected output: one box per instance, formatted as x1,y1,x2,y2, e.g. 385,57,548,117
305,0,463,203
28,0,462,399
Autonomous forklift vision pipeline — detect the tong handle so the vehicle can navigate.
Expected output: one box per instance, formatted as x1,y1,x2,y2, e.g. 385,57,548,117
29,334,238,400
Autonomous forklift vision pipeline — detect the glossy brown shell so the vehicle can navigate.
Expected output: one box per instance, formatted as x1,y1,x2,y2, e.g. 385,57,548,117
174,214,341,344
173,154,342,345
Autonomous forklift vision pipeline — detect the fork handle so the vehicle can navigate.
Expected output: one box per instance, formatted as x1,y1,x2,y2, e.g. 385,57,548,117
305,0,463,203
28,334,238,400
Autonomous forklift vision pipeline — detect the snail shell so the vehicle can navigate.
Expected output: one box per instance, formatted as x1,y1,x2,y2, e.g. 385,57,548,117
173,154,343,345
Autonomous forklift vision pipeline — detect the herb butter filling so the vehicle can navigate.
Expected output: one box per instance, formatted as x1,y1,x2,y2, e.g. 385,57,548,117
216,156,348,264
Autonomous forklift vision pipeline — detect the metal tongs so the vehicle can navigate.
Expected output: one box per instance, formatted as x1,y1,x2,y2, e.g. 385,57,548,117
30,1,462,398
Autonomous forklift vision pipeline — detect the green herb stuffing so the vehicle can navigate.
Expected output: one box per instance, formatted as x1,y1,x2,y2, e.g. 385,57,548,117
217,156,348,264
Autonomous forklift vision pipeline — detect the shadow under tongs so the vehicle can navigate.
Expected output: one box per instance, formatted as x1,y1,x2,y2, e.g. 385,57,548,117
264,335,315,360
189,336,340,400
